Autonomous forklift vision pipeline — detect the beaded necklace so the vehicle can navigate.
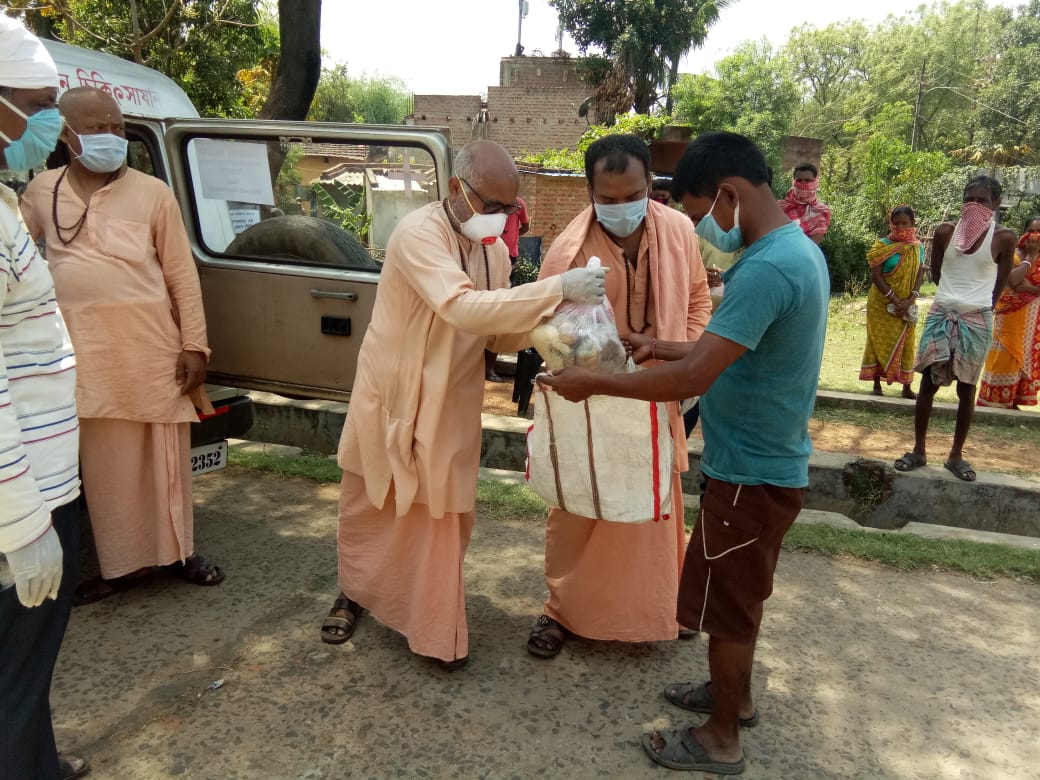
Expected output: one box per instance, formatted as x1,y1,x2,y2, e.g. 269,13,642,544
51,165,120,246
457,244,492,291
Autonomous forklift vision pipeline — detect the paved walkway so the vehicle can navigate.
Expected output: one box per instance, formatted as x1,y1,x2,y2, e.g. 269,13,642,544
53,465,1039,779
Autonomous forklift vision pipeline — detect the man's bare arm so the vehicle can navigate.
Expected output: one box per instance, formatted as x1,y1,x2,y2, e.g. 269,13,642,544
930,223,954,285
992,228,1017,306
539,332,747,403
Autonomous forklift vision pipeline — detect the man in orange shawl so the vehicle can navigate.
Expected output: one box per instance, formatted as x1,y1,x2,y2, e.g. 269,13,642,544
528,134,712,658
21,87,223,604
978,218,1040,408
319,140,607,670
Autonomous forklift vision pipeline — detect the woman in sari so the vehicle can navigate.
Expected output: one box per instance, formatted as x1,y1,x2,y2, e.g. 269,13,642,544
977,216,1040,408
860,205,925,398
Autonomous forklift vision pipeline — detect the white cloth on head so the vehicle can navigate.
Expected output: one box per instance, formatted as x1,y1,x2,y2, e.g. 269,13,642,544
0,16,59,89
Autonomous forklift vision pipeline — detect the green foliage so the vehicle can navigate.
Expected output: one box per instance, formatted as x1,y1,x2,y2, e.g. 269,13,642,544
818,222,872,295
974,0,1040,162
519,113,673,172
671,41,799,172
308,64,412,125
552,0,732,113
42,0,278,118
311,180,371,241
511,258,540,285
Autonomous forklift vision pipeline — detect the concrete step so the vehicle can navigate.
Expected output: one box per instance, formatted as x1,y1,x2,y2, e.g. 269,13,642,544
478,467,1040,551
242,391,1040,540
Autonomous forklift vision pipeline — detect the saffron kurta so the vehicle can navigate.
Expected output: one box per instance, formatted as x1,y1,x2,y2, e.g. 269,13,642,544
21,167,210,578
537,201,712,641
336,201,564,662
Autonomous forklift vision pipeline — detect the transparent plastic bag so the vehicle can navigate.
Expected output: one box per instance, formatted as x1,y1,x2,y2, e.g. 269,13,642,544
529,257,627,374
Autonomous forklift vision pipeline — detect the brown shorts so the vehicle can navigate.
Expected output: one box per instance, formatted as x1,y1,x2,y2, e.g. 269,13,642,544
677,477,804,643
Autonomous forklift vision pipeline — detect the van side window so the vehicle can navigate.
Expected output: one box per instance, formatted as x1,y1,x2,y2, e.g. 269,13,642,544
182,135,439,271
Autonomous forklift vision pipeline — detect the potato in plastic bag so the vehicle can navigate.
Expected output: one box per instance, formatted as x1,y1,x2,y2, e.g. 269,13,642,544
530,300,627,374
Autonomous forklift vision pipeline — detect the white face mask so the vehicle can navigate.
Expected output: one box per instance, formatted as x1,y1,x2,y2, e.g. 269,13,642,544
72,131,127,173
454,180,509,244
460,211,508,244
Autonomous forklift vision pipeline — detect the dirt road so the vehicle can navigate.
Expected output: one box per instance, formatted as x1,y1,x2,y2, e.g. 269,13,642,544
54,466,1040,779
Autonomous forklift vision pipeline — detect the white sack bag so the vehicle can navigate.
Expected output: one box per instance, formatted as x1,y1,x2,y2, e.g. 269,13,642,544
526,385,674,523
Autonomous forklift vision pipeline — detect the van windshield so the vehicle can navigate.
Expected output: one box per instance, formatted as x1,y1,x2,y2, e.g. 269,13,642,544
183,135,439,271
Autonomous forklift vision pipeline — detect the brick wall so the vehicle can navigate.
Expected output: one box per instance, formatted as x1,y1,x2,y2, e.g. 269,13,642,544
412,94,482,152
519,168,588,259
486,85,588,156
413,56,590,156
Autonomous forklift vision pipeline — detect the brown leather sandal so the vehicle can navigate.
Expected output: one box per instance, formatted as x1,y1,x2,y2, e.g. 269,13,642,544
321,594,363,645
526,614,570,658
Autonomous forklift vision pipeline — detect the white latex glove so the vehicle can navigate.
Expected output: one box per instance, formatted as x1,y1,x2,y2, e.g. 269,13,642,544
6,525,63,608
560,266,608,305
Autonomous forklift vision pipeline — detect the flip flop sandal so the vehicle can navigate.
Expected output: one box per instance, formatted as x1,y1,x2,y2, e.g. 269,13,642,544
161,553,225,586
72,572,150,607
436,655,469,672
944,458,976,482
641,728,747,774
320,596,364,645
663,681,759,727
526,614,570,659
894,452,927,472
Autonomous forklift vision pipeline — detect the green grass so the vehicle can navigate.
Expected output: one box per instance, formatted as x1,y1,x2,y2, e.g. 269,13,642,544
783,522,1040,583
821,286,1040,414
228,448,343,483
223,452,1040,585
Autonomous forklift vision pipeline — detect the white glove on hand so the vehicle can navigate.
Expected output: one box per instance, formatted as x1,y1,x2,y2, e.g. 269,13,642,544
560,266,608,305
6,525,63,608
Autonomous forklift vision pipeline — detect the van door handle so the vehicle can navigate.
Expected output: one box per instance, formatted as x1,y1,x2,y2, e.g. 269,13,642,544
310,289,358,302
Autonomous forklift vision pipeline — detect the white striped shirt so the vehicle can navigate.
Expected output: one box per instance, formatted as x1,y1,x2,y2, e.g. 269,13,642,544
0,182,79,553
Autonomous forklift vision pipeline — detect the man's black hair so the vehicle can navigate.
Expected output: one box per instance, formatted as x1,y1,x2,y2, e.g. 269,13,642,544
890,205,916,224
963,174,1002,204
670,131,772,201
794,162,818,178
584,134,651,185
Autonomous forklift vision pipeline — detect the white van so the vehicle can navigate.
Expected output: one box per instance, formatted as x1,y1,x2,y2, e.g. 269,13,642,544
39,41,455,471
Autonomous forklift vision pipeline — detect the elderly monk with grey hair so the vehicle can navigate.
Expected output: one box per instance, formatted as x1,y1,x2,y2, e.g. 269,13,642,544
320,139,607,670
0,16,90,780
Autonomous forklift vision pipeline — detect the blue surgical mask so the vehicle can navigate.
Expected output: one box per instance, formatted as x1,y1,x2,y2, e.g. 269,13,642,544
73,131,128,173
695,190,743,252
594,197,648,238
0,96,62,172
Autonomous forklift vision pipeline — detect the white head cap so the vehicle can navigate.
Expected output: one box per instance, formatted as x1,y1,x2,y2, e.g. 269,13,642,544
0,15,59,90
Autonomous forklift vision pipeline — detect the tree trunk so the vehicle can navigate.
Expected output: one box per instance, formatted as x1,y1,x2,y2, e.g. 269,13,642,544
259,0,322,121
664,55,679,115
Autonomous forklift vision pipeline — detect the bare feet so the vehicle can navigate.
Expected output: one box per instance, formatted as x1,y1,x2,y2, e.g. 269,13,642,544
901,385,917,399
872,380,883,396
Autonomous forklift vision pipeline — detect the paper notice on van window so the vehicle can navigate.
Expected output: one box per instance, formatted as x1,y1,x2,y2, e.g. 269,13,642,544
194,139,275,205
227,201,262,234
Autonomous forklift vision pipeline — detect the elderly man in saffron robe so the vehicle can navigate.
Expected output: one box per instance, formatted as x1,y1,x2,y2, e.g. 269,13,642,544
21,86,223,604
319,140,607,670
527,134,712,659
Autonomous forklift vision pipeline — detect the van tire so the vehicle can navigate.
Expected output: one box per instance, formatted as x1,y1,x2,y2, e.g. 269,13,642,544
225,215,379,268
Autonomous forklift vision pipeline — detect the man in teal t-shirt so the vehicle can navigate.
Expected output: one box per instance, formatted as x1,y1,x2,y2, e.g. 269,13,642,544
541,131,829,775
